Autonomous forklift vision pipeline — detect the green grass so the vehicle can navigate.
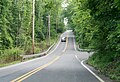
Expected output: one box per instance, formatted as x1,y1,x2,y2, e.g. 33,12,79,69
0,61,20,67
0,35,60,68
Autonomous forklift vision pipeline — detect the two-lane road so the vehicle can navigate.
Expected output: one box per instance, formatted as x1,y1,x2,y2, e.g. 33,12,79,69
0,30,104,82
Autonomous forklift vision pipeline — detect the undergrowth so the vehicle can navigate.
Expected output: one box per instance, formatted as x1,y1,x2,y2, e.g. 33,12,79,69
88,52,120,81
0,37,58,66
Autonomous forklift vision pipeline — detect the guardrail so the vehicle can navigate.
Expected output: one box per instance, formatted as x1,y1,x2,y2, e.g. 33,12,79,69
20,43,55,61
77,45,94,53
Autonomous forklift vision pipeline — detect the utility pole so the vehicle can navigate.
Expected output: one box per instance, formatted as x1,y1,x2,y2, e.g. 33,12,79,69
46,15,51,45
48,15,50,45
32,0,35,54
56,17,58,34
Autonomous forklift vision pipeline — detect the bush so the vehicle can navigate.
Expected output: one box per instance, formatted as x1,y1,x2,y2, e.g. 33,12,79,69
88,53,120,81
0,48,23,64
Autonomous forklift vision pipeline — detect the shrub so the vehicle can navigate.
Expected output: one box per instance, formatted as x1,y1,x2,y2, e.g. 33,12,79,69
0,48,23,64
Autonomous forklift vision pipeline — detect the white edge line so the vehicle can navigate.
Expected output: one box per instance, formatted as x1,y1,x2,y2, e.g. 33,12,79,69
73,36,104,82
0,33,64,71
75,55,104,82
44,32,64,55
47,37,61,55
48,31,66,54
0,42,60,71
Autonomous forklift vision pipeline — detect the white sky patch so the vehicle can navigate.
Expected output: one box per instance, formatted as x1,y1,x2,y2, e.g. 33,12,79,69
61,0,69,8
61,0,69,26
64,17,68,26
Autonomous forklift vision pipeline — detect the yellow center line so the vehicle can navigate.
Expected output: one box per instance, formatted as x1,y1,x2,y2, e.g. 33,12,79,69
11,35,69,82
11,56,60,82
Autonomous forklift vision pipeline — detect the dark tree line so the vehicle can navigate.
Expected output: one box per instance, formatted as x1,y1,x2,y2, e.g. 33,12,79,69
0,0,65,64
64,0,120,81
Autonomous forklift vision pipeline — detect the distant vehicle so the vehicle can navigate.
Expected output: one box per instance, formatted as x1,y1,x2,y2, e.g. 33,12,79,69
61,37,66,42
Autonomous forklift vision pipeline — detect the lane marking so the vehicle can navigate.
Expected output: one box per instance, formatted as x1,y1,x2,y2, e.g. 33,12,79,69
11,32,68,82
81,60,105,82
11,56,60,82
0,35,62,78
46,33,64,56
0,33,64,71
46,31,68,56
46,38,61,56
75,54,104,82
73,36,104,82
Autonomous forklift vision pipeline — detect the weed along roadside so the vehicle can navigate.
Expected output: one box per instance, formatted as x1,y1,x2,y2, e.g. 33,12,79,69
20,43,55,62
0,0,65,69
76,44,120,82
67,0,120,81
0,36,60,68
87,53,120,82
19,34,62,61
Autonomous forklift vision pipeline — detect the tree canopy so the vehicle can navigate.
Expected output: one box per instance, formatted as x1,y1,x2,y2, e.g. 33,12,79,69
64,0,120,81
0,0,65,63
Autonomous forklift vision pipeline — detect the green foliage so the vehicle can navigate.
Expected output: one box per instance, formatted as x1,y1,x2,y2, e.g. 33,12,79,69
0,48,22,64
88,52,120,81
65,0,120,81
0,0,64,64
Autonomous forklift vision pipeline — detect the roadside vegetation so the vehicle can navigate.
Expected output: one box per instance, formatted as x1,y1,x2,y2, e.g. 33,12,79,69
64,0,120,81
0,0,65,65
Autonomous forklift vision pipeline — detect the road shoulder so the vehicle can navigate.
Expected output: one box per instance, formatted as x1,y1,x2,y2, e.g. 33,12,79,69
76,53,118,82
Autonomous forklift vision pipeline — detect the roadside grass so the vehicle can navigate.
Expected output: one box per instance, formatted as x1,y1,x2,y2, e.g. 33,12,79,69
0,61,20,67
0,35,60,68
87,52,120,81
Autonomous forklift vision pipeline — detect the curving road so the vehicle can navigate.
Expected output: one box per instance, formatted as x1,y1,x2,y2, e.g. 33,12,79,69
0,30,105,82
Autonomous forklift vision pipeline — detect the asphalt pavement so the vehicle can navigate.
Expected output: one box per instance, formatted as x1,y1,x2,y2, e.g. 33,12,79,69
0,30,109,82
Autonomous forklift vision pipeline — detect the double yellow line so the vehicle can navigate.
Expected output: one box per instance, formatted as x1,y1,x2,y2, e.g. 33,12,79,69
11,36,68,82
11,56,60,82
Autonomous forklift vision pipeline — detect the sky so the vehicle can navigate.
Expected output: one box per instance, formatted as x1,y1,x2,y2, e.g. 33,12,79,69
61,0,69,8
61,0,69,25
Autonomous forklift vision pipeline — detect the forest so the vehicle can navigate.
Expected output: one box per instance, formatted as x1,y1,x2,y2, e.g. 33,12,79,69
63,0,120,81
0,0,120,81
0,0,65,64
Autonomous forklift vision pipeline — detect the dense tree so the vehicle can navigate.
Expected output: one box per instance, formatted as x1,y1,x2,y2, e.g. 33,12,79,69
0,0,64,63
64,0,120,81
